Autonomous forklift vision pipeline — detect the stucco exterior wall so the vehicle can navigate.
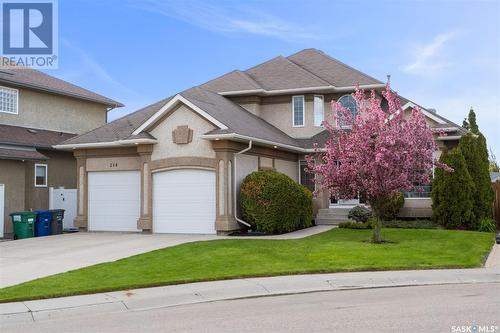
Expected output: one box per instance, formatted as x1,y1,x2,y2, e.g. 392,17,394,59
275,159,298,182
24,150,76,212
399,198,433,218
0,160,25,235
242,93,343,139
150,104,217,161
0,86,107,134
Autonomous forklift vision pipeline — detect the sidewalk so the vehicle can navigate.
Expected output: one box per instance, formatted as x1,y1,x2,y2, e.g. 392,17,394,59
1,243,499,325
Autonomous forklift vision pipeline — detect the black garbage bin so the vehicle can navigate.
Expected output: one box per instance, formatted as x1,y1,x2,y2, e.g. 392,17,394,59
50,209,65,235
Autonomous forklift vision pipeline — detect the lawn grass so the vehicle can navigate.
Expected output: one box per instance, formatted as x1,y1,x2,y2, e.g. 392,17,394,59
0,228,494,303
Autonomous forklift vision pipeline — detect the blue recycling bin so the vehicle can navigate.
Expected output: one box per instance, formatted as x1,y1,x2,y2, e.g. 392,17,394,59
35,210,52,237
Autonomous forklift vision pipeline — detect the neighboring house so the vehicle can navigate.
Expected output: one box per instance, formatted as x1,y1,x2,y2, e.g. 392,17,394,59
55,48,466,235
491,172,500,183
0,64,122,237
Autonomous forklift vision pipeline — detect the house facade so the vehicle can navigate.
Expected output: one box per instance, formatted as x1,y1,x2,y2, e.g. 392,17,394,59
56,49,466,235
0,65,122,237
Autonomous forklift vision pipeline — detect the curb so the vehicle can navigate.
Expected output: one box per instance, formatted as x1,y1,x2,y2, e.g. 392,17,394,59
1,268,500,326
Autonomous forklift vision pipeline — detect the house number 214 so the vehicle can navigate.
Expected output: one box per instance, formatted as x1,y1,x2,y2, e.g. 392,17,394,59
109,162,118,168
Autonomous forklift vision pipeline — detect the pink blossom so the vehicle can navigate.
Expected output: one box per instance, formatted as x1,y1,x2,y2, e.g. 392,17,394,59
307,85,450,201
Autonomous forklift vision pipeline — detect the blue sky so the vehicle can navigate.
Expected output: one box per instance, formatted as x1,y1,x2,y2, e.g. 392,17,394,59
48,0,500,156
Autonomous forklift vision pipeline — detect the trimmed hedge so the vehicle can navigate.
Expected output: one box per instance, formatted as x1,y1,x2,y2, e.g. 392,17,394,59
378,192,405,221
240,170,313,234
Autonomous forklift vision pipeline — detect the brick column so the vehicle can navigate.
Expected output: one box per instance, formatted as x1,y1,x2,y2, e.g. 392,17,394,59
73,150,88,230
137,145,153,232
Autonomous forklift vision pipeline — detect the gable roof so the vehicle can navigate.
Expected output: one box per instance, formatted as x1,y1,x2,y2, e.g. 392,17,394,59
201,48,385,95
0,62,123,107
59,97,171,146
287,48,382,87
56,49,464,151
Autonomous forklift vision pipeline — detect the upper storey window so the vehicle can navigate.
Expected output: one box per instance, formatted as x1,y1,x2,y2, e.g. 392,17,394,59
292,95,305,127
337,95,358,127
313,95,324,127
0,86,18,114
338,95,358,118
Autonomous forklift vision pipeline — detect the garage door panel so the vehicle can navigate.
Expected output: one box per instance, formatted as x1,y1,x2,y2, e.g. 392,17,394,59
88,171,141,232
153,169,216,234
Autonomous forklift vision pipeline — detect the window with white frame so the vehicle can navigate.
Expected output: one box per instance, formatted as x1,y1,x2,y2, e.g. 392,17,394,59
35,164,47,187
292,95,305,127
337,95,357,127
0,86,18,114
313,95,324,127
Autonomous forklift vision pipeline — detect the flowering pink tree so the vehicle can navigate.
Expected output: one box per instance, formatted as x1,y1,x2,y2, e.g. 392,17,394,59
307,85,449,243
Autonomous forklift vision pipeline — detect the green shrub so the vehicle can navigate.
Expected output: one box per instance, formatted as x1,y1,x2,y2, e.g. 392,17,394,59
478,218,497,232
458,132,495,223
240,170,313,234
382,219,439,229
338,221,372,229
432,148,476,229
378,192,405,221
348,205,372,223
339,219,440,230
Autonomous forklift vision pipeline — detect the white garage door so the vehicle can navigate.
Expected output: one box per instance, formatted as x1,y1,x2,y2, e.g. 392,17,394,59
153,169,216,234
88,171,141,232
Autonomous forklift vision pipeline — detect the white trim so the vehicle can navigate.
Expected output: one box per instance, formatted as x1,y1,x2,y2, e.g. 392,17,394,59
402,102,446,124
34,163,48,187
313,95,324,127
218,83,386,96
431,127,459,133
53,138,158,150
0,85,19,115
292,95,305,127
0,184,4,238
437,135,462,141
132,94,228,135
201,133,324,153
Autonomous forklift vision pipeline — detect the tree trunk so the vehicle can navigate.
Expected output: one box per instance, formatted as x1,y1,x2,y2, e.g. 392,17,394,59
371,217,382,243
368,195,386,243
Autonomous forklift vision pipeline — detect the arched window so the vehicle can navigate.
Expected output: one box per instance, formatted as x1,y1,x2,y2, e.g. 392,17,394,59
338,95,358,118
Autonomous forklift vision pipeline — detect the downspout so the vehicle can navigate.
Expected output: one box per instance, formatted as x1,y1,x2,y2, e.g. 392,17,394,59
233,140,253,228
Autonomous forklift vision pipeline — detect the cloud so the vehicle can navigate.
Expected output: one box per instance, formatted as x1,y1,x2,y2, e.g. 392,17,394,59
59,38,139,97
402,32,455,75
127,0,326,41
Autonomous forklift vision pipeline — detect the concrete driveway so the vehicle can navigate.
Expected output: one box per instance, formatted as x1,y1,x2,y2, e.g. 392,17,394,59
0,232,219,288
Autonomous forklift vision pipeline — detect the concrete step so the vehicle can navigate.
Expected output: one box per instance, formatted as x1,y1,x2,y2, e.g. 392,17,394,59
316,212,349,218
315,217,350,225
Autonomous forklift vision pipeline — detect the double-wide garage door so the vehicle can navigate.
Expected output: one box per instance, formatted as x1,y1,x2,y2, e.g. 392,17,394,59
87,169,216,234
153,169,216,234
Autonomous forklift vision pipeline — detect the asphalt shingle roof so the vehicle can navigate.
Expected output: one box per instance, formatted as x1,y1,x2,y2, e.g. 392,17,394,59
0,62,122,107
0,124,75,148
58,49,464,150
60,97,172,145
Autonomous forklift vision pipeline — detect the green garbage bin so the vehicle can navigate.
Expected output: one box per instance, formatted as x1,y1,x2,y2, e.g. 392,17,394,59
49,209,65,235
10,212,36,240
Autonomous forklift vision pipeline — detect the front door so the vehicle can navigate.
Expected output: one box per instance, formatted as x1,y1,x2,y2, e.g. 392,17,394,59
330,192,362,206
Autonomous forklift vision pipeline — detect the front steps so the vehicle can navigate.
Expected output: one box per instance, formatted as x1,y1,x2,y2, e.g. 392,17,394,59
315,206,353,225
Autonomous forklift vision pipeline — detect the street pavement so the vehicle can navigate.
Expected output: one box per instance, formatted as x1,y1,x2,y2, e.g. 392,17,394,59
2,283,499,333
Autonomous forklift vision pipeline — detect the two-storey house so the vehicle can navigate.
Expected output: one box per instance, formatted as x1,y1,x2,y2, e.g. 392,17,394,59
56,49,466,234
0,64,122,237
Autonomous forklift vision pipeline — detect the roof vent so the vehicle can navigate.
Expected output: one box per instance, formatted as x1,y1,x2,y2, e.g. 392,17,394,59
27,129,38,134
427,108,437,113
